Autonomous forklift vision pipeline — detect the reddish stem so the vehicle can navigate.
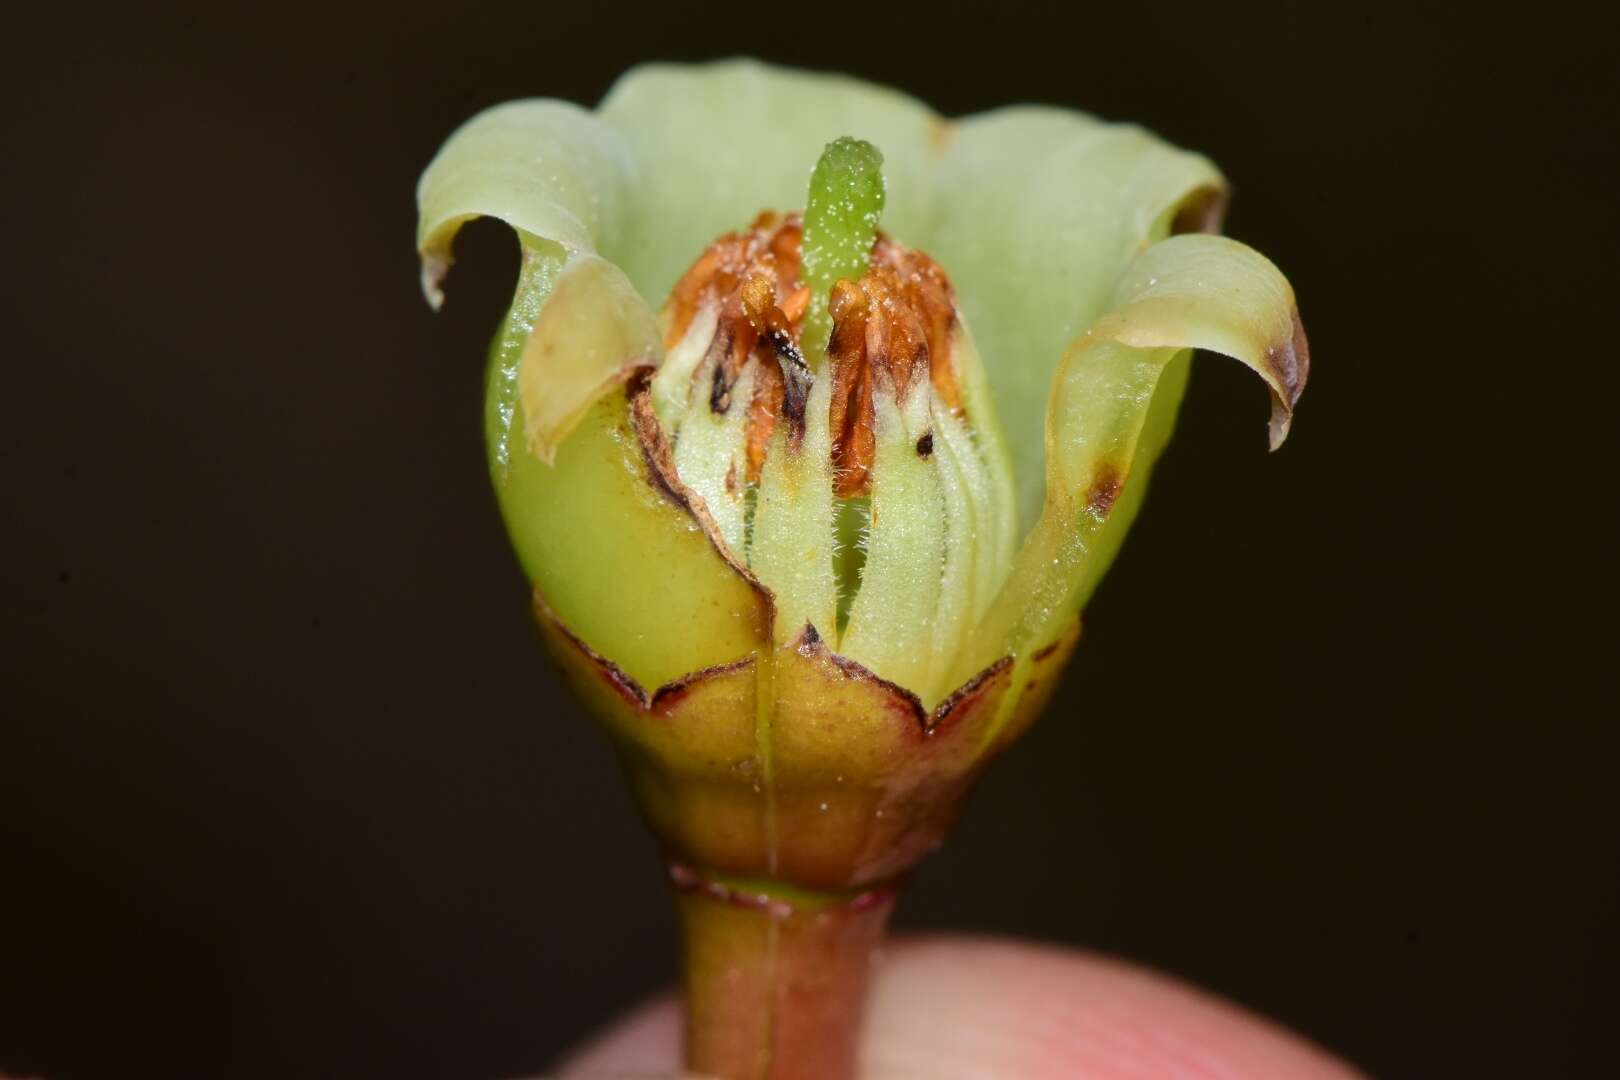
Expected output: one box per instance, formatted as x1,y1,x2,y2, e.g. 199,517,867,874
672,864,896,1080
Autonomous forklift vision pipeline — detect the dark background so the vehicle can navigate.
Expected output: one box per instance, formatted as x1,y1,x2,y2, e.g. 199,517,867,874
4,3,1616,1077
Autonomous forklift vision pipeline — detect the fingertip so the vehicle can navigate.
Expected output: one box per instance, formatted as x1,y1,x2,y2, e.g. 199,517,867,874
549,992,683,1078
546,935,1365,1079
860,935,1365,1080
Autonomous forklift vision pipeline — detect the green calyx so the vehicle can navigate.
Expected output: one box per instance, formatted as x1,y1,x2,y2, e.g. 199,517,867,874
800,136,886,361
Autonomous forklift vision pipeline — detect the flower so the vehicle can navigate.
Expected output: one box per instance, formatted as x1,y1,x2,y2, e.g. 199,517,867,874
417,59,1307,1077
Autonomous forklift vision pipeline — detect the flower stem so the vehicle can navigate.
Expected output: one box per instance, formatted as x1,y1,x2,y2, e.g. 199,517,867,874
671,863,896,1080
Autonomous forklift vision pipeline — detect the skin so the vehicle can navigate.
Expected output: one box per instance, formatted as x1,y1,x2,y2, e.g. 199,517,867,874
553,935,1365,1079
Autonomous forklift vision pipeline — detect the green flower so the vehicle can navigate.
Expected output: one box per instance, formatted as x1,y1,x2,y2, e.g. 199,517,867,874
417,59,1307,1078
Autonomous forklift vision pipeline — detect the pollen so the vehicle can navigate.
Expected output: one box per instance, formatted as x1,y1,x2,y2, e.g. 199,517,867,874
660,217,964,495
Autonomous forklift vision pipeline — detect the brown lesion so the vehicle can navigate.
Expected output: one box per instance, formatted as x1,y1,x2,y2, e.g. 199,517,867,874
1083,461,1126,516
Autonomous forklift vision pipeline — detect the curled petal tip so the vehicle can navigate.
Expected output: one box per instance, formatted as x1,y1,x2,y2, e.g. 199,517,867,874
420,251,449,310
1268,408,1292,451
1171,183,1230,236
1264,308,1311,451
962,233,1310,676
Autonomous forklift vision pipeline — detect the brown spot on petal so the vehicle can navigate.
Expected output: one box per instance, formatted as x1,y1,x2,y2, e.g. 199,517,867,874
1084,461,1126,516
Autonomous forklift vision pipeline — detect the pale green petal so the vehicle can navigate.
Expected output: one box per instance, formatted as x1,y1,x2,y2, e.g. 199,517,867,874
672,364,757,555
417,99,635,305
467,224,767,689
419,98,664,470
750,376,839,642
598,60,942,305
927,107,1226,533
650,303,719,426
954,234,1307,686
518,252,661,462
926,403,984,703
947,319,1019,612
497,382,770,691
422,100,771,684
839,388,947,703
423,62,1305,706
482,235,566,481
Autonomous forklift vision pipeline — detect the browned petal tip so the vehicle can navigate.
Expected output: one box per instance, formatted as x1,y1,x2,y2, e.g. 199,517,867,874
1171,183,1230,236
1264,308,1311,450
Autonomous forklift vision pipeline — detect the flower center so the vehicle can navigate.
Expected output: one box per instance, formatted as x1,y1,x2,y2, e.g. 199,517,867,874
644,138,1016,706
658,216,964,495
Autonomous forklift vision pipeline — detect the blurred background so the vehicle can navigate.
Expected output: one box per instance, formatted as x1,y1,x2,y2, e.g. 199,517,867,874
3,3,1616,1077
